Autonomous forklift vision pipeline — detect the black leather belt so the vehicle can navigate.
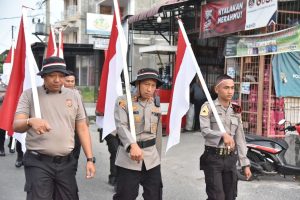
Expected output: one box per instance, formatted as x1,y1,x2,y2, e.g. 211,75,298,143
27,150,72,164
137,138,156,148
205,146,233,156
121,138,156,149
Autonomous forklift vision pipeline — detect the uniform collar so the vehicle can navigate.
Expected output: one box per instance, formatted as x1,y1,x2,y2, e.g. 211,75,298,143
214,98,233,111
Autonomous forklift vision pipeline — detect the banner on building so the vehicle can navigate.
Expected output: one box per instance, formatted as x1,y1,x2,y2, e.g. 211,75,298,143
272,52,300,97
201,0,277,38
225,25,300,57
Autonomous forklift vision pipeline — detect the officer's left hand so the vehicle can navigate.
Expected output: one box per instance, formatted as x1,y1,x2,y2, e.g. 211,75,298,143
244,166,252,180
86,162,96,179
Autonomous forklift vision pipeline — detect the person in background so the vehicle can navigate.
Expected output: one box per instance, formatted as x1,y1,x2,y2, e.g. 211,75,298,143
191,77,206,131
13,56,95,200
63,70,89,169
199,74,251,200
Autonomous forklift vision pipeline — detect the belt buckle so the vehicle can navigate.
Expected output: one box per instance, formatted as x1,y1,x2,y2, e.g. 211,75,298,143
219,148,223,156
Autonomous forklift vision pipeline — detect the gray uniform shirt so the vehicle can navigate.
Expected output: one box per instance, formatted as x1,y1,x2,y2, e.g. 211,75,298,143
200,98,250,166
114,95,162,171
15,86,86,156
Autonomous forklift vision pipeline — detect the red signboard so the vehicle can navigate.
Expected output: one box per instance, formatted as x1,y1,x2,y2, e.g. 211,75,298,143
201,0,247,38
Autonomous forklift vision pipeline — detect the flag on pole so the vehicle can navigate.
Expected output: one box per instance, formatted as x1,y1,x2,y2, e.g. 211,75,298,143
0,10,43,145
166,19,226,152
165,20,197,152
2,46,15,85
95,3,124,139
46,26,57,58
57,29,64,58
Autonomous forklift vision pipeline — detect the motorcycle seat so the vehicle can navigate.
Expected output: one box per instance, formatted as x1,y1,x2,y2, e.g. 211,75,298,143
245,133,288,150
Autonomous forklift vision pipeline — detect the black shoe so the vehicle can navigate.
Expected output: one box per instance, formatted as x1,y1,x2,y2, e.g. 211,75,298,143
0,150,5,156
15,160,23,168
9,148,15,153
7,144,15,153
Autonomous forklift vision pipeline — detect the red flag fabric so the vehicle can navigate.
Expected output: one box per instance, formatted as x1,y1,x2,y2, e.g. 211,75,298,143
0,17,26,135
166,20,197,151
46,26,57,58
95,7,124,139
4,46,13,63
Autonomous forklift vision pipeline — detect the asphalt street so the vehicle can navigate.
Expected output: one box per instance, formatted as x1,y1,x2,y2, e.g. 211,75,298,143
1,123,300,200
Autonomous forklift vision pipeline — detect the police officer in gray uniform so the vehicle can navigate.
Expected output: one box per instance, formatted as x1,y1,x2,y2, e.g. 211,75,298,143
113,68,163,200
199,74,251,200
13,56,95,200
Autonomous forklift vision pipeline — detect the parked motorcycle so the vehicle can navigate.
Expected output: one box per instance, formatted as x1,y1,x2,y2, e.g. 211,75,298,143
237,119,300,181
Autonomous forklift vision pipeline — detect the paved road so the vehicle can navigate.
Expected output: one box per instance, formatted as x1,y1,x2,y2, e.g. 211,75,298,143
1,123,300,200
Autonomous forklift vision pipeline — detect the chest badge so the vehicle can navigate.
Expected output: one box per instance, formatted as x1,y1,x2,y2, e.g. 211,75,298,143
66,99,73,107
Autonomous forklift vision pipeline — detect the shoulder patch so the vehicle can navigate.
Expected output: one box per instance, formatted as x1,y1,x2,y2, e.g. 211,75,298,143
200,105,209,116
118,99,127,109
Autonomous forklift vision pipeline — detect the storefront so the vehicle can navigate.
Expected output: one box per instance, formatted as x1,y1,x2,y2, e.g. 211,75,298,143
128,0,300,136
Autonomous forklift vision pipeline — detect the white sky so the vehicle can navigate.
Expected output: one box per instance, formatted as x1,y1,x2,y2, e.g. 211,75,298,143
0,0,63,53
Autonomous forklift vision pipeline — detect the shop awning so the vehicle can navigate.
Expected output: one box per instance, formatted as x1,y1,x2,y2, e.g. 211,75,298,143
128,0,197,33
128,0,189,24
139,45,177,55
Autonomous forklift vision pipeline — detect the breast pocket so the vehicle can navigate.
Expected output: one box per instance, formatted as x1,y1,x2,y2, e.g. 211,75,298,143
230,117,239,135
133,111,142,124
150,112,160,134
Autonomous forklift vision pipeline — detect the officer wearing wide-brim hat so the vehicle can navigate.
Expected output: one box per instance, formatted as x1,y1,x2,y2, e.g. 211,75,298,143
37,56,70,77
113,67,164,200
13,56,95,200
130,67,164,87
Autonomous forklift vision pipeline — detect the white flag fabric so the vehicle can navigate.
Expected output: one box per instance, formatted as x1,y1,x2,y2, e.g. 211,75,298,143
166,20,197,152
57,30,64,58
95,2,125,139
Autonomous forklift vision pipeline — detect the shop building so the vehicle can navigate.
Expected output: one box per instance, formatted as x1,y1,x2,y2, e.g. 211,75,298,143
128,0,300,136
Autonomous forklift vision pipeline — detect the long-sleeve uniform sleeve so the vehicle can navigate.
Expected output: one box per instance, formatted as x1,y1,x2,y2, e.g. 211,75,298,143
200,102,224,146
114,97,135,151
235,116,250,167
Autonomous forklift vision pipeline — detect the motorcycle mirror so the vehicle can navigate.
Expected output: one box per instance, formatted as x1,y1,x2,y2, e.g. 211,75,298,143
278,119,286,125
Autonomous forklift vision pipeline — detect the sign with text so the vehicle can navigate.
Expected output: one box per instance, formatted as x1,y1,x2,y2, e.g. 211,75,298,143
225,25,300,57
201,0,277,38
272,52,300,97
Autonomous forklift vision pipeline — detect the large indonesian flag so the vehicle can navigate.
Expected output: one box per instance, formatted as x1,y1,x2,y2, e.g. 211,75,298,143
166,20,197,152
0,10,43,141
95,2,125,139
2,46,15,85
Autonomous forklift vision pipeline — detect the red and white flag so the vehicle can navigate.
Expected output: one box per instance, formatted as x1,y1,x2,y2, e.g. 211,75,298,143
57,30,64,58
166,20,197,152
0,10,43,150
2,45,15,85
46,26,57,58
95,1,125,139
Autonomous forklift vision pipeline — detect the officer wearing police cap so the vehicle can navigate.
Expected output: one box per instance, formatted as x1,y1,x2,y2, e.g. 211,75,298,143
13,56,95,200
113,68,163,200
199,74,251,200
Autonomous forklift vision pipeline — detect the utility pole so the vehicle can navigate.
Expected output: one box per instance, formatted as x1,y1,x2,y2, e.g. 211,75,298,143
44,0,51,58
11,26,14,41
